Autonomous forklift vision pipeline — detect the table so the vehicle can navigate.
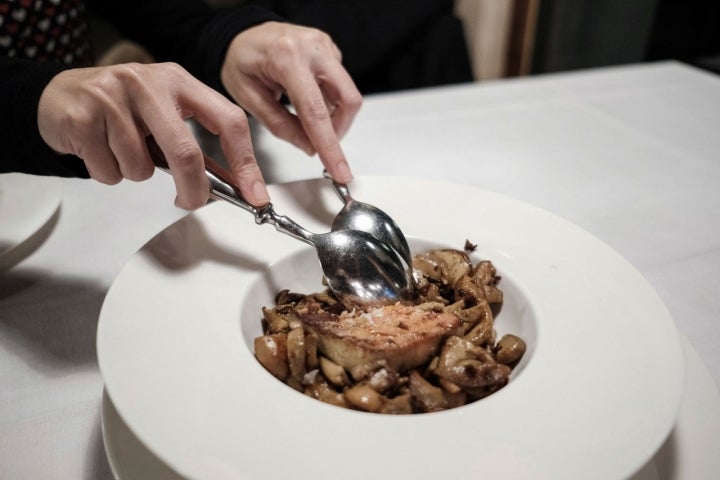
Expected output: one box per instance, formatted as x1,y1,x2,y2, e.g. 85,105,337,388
1,61,719,478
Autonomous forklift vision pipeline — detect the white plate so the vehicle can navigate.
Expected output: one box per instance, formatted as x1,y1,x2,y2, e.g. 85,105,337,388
97,177,685,480
0,173,62,269
100,334,720,480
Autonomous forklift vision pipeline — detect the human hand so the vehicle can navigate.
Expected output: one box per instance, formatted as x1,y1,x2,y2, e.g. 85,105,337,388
220,21,362,183
37,62,269,209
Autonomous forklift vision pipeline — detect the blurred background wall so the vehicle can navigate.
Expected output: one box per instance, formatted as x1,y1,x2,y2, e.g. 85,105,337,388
90,0,720,84
532,0,720,75
532,0,659,73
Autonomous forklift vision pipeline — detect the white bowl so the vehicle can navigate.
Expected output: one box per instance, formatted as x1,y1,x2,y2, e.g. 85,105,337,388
98,176,683,480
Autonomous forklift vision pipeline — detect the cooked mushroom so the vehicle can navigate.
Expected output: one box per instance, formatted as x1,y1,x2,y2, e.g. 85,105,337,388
287,325,307,382
482,284,503,304
379,393,413,414
254,333,289,380
495,334,526,365
366,366,401,394
262,306,290,333
464,305,495,346
304,375,350,408
435,336,509,389
455,301,493,335
275,289,305,306
345,383,385,412
319,356,350,387
305,330,319,371
472,260,497,285
454,274,486,306
412,249,472,287
408,370,447,412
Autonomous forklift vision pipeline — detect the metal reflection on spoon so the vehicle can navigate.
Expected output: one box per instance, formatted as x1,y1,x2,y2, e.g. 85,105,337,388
147,137,415,309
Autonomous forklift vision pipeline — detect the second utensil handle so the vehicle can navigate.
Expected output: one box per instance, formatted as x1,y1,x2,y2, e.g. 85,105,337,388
145,136,316,244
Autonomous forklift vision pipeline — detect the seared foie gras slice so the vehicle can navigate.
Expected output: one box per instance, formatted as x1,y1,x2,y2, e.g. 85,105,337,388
300,304,462,373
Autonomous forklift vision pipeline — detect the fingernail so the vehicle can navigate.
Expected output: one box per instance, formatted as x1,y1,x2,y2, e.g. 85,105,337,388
335,162,352,182
252,180,270,205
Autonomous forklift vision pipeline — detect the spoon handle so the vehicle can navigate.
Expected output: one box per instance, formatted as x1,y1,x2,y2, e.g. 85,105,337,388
322,169,353,204
146,136,316,245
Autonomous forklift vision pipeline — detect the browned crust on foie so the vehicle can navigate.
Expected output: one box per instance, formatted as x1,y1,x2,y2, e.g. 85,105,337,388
301,304,462,373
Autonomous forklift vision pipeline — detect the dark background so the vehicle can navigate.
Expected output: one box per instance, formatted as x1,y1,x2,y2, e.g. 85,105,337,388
532,0,720,75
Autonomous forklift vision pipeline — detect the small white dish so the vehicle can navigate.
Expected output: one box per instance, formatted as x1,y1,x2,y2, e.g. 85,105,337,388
0,173,62,269
97,177,685,480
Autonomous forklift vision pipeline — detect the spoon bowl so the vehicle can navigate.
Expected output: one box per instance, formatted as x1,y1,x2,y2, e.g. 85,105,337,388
266,214,416,308
323,171,412,264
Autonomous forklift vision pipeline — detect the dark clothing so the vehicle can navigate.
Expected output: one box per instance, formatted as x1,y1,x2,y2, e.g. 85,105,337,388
247,0,472,94
1,0,280,177
0,58,85,176
0,0,92,66
1,0,471,178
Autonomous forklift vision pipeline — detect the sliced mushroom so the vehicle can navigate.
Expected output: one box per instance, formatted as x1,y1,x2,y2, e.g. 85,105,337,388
319,356,350,387
345,383,385,412
482,284,503,304
456,301,492,334
464,305,495,346
408,370,447,412
379,393,413,414
304,330,319,371
454,274,486,306
472,260,497,285
443,390,468,409
304,375,349,408
287,325,306,382
311,290,340,307
413,249,472,287
435,336,508,389
419,282,447,304
262,306,290,333
275,289,305,306
366,367,401,394
254,333,289,380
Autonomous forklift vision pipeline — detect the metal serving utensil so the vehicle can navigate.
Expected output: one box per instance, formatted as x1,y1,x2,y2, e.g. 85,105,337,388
146,138,415,309
323,170,412,265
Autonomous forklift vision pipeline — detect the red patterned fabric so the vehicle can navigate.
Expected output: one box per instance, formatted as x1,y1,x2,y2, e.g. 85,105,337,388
0,0,91,66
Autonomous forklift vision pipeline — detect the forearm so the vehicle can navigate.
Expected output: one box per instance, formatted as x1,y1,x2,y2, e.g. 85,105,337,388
0,58,88,177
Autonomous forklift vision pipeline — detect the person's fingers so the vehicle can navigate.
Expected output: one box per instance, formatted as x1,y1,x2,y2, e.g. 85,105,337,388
282,69,352,183
38,65,152,185
106,114,155,182
234,76,315,156
314,63,363,141
132,63,267,208
154,125,207,210
172,71,270,207
80,139,123,185
37,63,264,209
221,23,360,183
132,85,208,209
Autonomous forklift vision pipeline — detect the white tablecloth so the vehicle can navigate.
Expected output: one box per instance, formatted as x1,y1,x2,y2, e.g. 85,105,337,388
1,61,719,478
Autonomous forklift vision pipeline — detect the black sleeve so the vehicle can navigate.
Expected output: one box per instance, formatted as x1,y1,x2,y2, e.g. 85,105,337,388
88,0,283,95
0,57,89,177
1,1,283,177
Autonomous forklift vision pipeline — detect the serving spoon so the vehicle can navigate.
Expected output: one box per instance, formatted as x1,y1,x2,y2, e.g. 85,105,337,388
323,170,412,265
146,138,415,309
